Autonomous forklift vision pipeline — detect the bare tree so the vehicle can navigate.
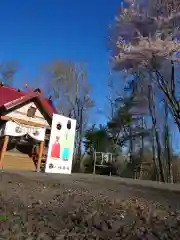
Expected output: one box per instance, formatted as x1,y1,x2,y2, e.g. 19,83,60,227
0,60,19,86
44,60,94,166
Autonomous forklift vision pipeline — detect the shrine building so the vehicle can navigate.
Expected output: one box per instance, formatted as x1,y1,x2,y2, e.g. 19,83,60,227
0,82,57,171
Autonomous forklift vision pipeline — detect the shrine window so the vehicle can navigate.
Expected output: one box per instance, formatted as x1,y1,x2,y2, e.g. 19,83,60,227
27,106,36,118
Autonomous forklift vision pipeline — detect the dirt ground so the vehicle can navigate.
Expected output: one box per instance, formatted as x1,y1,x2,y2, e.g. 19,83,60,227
1,172,180,239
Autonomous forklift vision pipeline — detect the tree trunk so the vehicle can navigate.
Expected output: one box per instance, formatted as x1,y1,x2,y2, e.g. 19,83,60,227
129,125,134,178
77,106,83,159
148,85,165,182
156,62,180,132
151,125,159,181
164,98,173,183
140,116,144,160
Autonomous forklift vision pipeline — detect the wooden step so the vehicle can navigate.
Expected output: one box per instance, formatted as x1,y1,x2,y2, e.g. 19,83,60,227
3,153,36,171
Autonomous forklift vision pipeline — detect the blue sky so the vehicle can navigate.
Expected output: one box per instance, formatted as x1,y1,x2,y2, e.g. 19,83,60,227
0,0,121,125
1,0,180,154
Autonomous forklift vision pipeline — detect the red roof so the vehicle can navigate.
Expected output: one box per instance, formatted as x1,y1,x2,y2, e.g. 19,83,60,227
0,85,57,117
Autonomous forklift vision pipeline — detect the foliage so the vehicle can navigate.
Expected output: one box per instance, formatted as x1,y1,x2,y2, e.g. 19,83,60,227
80,154,94,173
84,125,112,153
107,82,150,146
110,0,180,69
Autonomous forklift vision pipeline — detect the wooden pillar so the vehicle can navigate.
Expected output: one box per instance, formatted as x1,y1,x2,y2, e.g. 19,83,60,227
0,135,9,170
36,141,44,172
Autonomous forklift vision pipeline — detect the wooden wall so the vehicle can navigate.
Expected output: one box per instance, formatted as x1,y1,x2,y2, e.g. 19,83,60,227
3,152,36,171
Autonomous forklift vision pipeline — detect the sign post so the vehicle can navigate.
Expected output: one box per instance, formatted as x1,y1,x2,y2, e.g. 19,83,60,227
45,114,76,174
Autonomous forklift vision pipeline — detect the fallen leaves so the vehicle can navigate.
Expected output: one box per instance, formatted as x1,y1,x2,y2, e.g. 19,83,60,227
0,173,180,239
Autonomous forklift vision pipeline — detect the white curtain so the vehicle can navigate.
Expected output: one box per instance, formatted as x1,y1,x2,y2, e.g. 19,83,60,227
5,121,26,137
28,127,46,141
3,121,46,141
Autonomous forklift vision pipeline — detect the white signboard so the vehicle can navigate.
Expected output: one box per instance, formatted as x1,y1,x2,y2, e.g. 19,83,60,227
102,153,109,163
45,114,76,174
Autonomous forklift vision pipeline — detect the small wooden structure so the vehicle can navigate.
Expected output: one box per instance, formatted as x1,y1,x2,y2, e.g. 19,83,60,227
93,152,113,176
0,83,56,172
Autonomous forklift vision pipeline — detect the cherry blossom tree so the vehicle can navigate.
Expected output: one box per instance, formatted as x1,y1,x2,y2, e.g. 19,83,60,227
109,0,180,130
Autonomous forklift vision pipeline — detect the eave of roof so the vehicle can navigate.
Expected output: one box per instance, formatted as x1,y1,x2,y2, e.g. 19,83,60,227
0,85,57,118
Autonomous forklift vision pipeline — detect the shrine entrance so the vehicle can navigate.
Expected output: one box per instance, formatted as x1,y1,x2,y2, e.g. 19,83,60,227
0,119,46,171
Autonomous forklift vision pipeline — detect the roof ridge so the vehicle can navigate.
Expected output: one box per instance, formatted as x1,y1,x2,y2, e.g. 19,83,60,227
0,85,57,115
0,85,27,94
0,85,51,101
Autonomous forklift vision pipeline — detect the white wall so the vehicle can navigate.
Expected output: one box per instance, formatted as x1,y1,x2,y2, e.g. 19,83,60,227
5,102,50,127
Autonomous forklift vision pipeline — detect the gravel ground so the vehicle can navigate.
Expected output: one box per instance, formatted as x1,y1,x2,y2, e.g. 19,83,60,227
0,172,180,239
